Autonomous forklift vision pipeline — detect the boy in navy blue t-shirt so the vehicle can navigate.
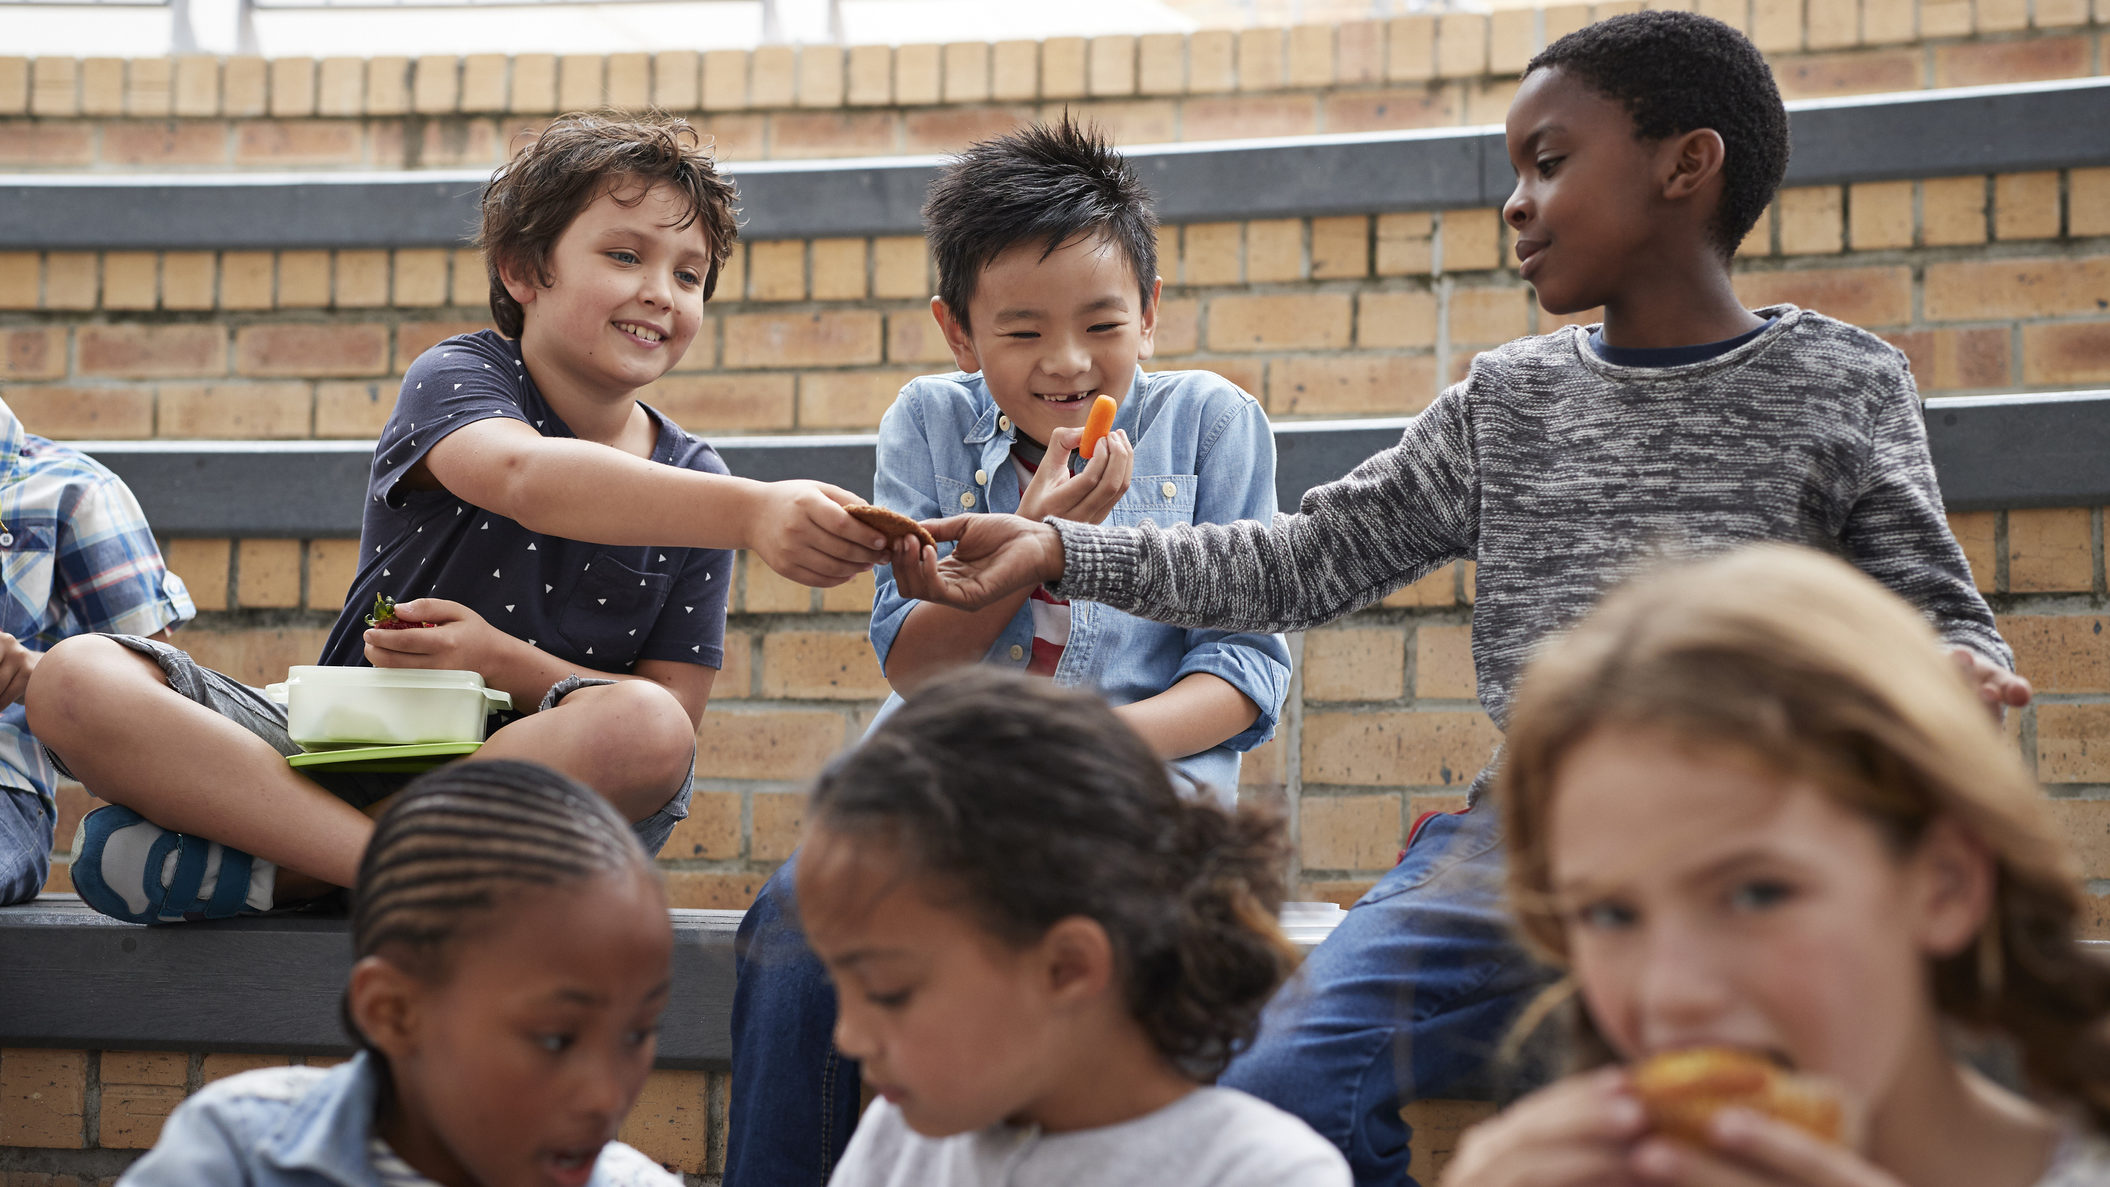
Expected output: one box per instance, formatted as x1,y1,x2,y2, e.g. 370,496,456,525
33,112,892,923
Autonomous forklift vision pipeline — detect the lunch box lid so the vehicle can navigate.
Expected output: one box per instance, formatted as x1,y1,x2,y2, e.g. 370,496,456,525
267,665,513,710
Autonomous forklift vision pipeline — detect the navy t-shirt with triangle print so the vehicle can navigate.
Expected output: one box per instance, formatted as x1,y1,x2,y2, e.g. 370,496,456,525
318,330,734,677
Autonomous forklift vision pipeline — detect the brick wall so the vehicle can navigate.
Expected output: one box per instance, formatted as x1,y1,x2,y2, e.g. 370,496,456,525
0,1,2103,170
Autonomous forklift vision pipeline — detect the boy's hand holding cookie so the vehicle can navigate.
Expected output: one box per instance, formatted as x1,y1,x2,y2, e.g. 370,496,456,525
1018,426,1134,525
890,514,1066,610
750,480,891,588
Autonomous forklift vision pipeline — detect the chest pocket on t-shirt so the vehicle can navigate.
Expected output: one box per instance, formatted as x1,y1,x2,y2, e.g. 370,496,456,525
0,522,59,640
556,552,673,670
1108,474,1197,530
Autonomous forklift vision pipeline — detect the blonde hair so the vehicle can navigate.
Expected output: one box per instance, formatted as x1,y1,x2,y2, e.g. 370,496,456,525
1497,544,2110,1125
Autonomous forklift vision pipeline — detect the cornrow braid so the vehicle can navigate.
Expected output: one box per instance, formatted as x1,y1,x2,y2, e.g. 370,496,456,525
351,759,649,982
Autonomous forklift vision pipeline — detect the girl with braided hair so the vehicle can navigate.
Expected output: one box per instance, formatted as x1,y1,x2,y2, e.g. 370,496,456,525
120,760,680,1187
796,667,1349,1186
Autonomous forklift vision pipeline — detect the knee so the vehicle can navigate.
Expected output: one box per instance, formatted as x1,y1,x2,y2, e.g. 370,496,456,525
24,636,149,745
576,680,694,798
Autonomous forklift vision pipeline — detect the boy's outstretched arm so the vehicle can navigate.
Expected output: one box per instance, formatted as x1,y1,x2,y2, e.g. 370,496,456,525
422,418,888,587
897,388,1480,634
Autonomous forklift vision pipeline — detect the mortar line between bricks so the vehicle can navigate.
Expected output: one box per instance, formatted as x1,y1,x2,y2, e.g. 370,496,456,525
82,1046,102,1152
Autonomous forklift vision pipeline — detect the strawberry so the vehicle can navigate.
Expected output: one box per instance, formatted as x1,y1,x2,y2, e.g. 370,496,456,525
364,594,435,630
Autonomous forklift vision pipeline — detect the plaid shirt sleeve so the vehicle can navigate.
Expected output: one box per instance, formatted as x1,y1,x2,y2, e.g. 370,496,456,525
52,472,195,640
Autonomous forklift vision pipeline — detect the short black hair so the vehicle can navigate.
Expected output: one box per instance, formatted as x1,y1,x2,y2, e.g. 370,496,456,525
802,668,1298,1081
1527,11,1789,258
922,115,1158,330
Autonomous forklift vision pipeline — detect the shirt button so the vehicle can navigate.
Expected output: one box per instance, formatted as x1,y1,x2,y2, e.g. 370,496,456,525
998,415,1011,432
1009,645,1025,661
974,469,987,485
0,533,12,547
1161,481,1178,499
960,491,976,509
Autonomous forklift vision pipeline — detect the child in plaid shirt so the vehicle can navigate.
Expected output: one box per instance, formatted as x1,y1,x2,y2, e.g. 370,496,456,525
0,395,194,903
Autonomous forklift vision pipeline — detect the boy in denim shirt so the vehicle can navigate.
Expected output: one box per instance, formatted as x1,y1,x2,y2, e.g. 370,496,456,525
725,118,1293,1185
894,15,2025,1186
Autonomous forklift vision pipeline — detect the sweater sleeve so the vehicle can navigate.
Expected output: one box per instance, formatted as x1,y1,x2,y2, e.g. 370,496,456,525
1840,360,2011,669
1049,384,1477,634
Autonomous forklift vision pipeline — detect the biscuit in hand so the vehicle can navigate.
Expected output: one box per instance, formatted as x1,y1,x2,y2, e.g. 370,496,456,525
844,503,936,550
1631,1047,1843,1146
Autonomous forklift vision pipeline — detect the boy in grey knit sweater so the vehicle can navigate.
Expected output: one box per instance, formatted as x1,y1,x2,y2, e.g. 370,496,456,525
890,12,2028,1187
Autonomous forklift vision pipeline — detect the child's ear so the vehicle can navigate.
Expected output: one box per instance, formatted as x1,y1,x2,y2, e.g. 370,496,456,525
496,253,542,310
1909,816,1996,959
1038,915,1115,1009
1135,276,1164,364
348,954,425,1060
1660,128,1728,204
930,297,982,374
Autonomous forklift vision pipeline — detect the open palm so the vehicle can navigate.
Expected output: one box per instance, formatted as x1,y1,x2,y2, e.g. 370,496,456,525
891,514,1066,610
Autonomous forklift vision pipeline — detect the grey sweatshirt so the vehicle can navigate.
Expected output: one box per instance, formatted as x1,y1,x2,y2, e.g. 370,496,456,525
1052,306,2009,737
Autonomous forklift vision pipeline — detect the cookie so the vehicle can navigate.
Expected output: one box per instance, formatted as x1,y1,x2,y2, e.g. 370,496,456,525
1632,1047,1843,1146
844,503,936,550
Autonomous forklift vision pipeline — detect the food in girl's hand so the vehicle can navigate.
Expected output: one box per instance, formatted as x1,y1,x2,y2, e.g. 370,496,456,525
1631,1046,1843,1146
844,503,937,549
1078,394,1118,459
363,594,435,630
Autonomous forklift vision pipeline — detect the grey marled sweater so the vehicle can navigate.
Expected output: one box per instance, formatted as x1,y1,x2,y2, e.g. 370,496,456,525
1051,306,2009,736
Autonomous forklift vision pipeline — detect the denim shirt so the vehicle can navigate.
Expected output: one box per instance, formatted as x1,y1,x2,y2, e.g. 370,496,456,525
870,367,1292,798
117,1053,676,1187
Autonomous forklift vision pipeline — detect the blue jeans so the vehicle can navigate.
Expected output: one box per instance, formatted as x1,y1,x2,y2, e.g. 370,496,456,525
725,795,1553,1187
0,703,55,906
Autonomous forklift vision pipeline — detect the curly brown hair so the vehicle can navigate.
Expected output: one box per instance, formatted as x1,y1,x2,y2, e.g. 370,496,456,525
799,667,1299,1082
1497,545,2110,1128
477,109,740,339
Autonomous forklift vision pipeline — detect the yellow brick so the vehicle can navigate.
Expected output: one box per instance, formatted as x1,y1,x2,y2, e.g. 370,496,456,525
1238,27,1286,90
558,53,604,109
1088,35,1136,96
1488,9,1536,74
1188,29,1236,92
452,247,487,308
1806,0,1859,48
2034,0,2091,23
1435,14,1488,78
871,236,929,299
750,45,796,107
1415,623,1476,699
31,57,78,117
2,1049,89,1147
1288,23,1337,87
1405,1100,1501,1187
366,56,411,115
743,552,814,613
445,53,501,114
172,55,218,116
1376,212,1435,276
942,42,990,104
1438,208,1502,273
1777,186,1844,255
0,58,31,116
1041,37,1088,99
62,57,110,117
43,252,98,310
1138,33,1185,95
1181,222,1243,286
223,56,267,117
333,250,391,307
701,49,748,110
237,538,304,608
798,45,845,108
392,249,450,307
991,40,1039,101
1304,627,1406,701
1737,204,1775,257
220,251,274,310
1993,171,2062,240
277,250,331,308
1245,219,1304,283
1208,293,1354,351
845,45,891,106
2039,707,2110,784
2075,169,2110,238
123,57,171,116
1449,285,1532,346
165,538,231,611
653,50,700,110
411,55,456,113
747,240,804,302
2002,614,2110,693
809,239,866,301
268,57,316,117
759,631,889,700
1543,3,1594,41
509,53,557,113
1749,0,1804,50
305,539,361,610
1359,290,1439,349
0,252,35,309
1303,708,1500,787
1977,0,2031,30
99,1051,189,1150
1311,216,1369,280
101,252,158,311
1948,510,1997,593
2009,508,2095,592
1383,563,1458,607
1301,794,1403,869
315,57,363,116
893,44,941,105
1861,0,1917,42
1336,19,1385,84
1388,15,1436,82
606,51,650,107
1848,180,1915,250
1921,177,1988,246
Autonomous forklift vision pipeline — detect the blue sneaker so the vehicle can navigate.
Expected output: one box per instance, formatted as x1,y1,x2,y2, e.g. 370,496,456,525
70,806,271,924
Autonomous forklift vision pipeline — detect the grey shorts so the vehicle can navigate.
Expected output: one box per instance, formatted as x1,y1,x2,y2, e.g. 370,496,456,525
50,635,691,857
